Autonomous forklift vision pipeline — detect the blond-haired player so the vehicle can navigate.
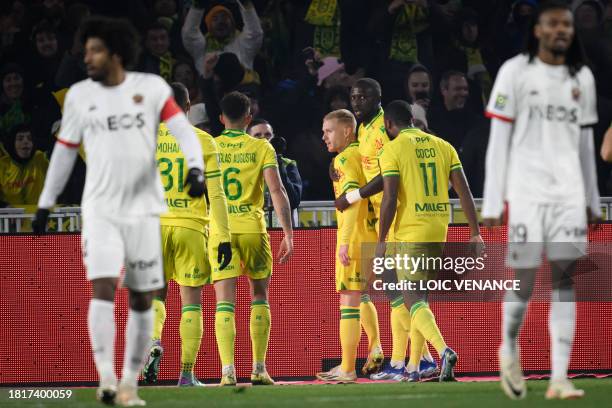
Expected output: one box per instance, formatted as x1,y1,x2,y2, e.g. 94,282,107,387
315,109,374,382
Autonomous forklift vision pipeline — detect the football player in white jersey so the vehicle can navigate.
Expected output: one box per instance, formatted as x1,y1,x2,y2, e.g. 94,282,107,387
482,0,600,401
32,17,207,407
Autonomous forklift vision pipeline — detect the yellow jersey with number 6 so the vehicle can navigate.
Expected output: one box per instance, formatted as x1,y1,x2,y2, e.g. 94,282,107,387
378,128,462,242
216,129,278,233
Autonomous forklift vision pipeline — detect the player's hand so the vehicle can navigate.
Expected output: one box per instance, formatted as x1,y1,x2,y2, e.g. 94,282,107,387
335,194,350,211
277,234,293,264
587,207,602,231
483,216,503,228
338,244,350,266
469,234,485,258
217,241,232,270
32,208,50,234
185,168,206,198
202,52,219,79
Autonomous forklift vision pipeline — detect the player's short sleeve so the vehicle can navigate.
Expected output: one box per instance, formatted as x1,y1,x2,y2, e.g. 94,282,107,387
447,142,462,173
199,132,222,179
338,152,361,194
578,67,598,126
261,140,278,170
485,59,519,122
57,86,84,147
379,147,399,178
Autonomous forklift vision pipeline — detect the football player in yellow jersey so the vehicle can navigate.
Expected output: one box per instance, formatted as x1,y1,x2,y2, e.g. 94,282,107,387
376,100,483,382
143,83,232,387
212,91,293,386
350,78,434,379
315,109,372,382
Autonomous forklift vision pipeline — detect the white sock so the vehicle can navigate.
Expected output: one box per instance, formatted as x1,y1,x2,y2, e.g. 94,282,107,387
549,288,576,382
501,290,528,356
120,308,153,387
88,299,116,386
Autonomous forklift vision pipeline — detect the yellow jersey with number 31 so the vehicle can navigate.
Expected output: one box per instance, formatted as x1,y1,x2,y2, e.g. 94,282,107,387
156,123,230,241
378,128,462,242
216,129,278,233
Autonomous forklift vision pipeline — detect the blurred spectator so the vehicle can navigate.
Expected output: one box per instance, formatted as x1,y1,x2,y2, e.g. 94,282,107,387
0,1,27,61
187,102,210,132
370,0,455,103
324,85,351,112
25,20,63,90
572,0,612,98
404,63,432,112
248,118,302,225
304,0,341,58
182,0,263,80
54,3,90,88
436,8,494,109
138,22,175,81
410,102,429,131
172,58,202,104
428,70,480,149
0,63,30,141
0,123,48,207
200,51,261,135
494,0,537,62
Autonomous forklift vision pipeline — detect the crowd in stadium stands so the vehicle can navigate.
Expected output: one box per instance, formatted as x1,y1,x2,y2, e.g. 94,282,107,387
1,0,612,208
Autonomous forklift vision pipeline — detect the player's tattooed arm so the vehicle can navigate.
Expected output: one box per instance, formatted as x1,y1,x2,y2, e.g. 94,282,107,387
335,175,383,211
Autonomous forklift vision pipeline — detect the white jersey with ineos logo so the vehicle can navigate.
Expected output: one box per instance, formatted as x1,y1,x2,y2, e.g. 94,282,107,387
485,54,598,206
58,72,174,217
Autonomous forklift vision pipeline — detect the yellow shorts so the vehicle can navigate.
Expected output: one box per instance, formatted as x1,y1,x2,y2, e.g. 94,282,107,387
209,233,272,282
391,242,444,282
161,225,211,286
336,225,378,292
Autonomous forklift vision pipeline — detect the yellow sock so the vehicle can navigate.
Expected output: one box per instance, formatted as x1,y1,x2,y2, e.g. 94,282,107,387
339,306,360,373
411,301,447,356
408,318,425,369
180,304,202,373
250,300,271,366
360,294,381,352
215,301,235,367
152,297,166,341
390,296,410,364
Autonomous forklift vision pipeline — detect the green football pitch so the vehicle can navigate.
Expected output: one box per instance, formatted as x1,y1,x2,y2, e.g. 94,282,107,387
2,379,611,408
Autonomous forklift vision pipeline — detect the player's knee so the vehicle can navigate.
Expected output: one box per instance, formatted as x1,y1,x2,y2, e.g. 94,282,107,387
250,278,269,300
179,285,202,306
551,260,576,290
214,278,237,303
91,278,117,301
129,290,153,311
339,291,360,307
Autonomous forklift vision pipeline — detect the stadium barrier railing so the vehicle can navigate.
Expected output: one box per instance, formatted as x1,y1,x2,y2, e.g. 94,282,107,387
2,198,611,233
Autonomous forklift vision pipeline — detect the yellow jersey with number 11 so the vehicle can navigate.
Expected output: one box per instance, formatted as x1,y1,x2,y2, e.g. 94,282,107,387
378,128,462,242
216,129,278,233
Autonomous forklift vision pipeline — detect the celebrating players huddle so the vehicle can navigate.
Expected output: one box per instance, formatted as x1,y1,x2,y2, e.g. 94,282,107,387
31,0,599,405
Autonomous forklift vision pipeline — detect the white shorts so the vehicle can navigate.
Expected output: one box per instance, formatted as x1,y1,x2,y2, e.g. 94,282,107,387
506,201,587,269
81,215,164,292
